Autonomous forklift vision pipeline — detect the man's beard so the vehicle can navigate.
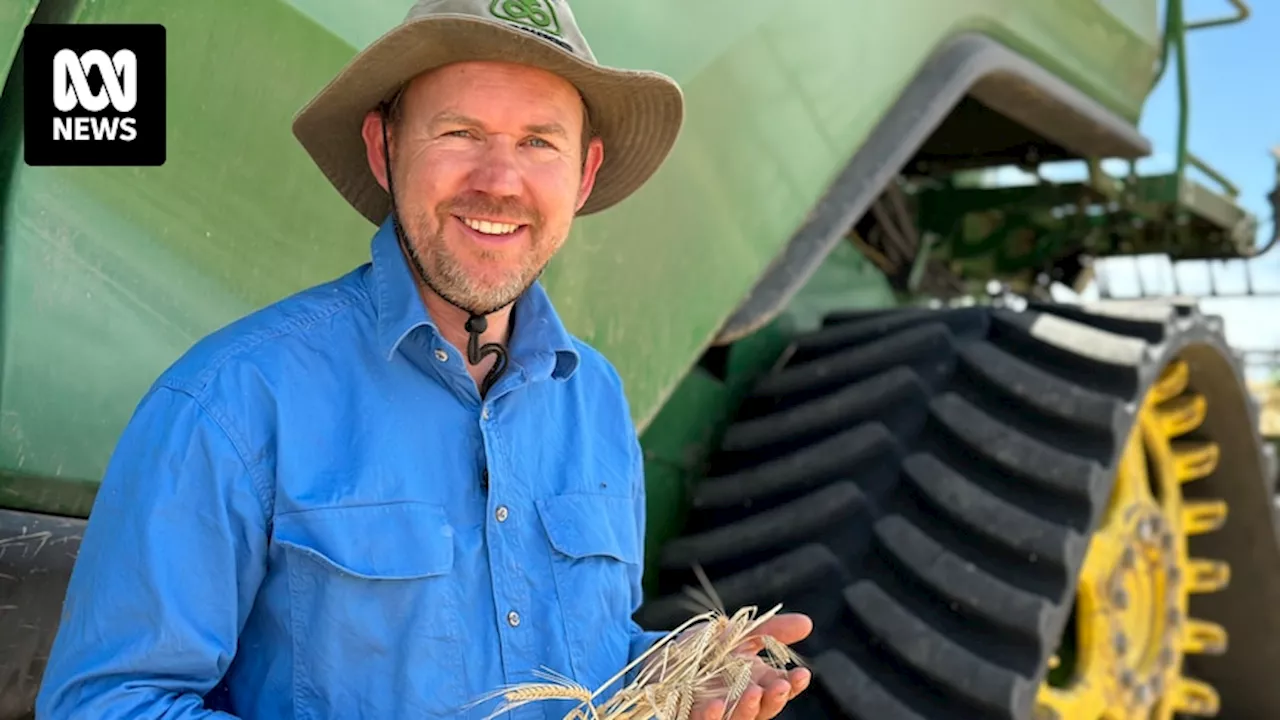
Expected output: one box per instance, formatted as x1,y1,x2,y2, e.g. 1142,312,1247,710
400,195,557,317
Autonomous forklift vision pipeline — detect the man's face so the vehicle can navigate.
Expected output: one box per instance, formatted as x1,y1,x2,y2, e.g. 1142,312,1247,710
365,61,604,315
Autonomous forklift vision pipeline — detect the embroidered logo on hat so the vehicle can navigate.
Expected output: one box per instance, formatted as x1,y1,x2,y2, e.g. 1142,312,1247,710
489,0,561,36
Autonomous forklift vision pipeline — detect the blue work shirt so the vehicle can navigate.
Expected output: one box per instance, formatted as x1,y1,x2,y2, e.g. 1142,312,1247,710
36,216,666,719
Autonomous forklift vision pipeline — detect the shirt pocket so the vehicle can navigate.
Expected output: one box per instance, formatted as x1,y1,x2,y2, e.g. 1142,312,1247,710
535,493,642,688
273,501,468,718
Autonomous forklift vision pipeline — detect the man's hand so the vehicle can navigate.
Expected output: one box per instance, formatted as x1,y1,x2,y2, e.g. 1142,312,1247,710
688,613,813,720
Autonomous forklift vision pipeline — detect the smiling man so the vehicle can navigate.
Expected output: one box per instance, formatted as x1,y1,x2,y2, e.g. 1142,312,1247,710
35,1,810,719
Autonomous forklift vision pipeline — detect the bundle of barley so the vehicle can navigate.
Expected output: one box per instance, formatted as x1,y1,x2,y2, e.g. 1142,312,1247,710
471,601,803,720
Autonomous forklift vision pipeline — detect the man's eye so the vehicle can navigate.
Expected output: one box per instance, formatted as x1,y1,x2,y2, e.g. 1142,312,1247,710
527,137,554,149
445,130,474,139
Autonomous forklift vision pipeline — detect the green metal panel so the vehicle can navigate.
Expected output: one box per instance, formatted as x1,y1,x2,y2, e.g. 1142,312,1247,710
0,0,37,83
0,0,379,512
509,0,1159,436
0,0,1159,514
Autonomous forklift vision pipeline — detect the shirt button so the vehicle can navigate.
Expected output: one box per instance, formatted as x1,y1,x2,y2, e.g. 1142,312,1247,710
481,406,491,420
495,506,509,523
507,610,520,628
434,349,448,362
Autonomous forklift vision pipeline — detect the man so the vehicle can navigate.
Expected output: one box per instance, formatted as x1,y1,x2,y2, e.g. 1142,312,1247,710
36,1,812,718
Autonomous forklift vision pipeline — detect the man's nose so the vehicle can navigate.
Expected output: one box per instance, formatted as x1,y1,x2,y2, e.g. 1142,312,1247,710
468,140,523,198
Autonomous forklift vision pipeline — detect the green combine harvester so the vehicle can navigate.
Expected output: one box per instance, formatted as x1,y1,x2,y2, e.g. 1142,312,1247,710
3,0,1279,718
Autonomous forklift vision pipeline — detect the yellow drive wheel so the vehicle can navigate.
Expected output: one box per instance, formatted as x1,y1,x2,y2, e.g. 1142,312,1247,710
1036,358,1229,719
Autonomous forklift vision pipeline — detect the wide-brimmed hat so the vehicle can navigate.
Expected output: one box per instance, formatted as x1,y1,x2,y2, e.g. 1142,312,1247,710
291,0,685,225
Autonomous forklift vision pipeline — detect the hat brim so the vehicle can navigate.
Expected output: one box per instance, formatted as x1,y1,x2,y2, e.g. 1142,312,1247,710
291,14,684,225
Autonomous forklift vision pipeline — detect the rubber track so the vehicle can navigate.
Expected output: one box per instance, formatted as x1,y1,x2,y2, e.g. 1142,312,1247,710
635,304,1178,720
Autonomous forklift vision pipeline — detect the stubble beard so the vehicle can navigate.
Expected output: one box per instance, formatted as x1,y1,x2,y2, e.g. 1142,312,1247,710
403,207,561,317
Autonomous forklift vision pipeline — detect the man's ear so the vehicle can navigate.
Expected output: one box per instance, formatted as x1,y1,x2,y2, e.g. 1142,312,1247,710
575,136,605,212
361,109,391,192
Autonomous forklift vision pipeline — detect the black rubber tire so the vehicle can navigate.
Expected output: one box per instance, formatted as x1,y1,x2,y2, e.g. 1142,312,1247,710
634,300,1280,720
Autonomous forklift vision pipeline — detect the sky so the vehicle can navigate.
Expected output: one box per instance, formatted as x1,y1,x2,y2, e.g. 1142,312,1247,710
1005,1,1280,380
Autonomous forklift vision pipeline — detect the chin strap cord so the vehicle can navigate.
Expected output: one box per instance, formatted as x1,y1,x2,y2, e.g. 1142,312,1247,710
380,104,510,399
464,313,510,399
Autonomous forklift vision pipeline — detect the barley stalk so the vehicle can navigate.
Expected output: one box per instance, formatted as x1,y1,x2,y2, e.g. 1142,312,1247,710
472,599,805,720
761,634,805,670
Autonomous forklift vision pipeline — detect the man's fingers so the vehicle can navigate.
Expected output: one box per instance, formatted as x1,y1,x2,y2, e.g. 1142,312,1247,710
787,667,812,700
753,613,813,647
693,698,726,720
728,684,763,720
758,675,792,719
750,659,789,687
727,612,813,658
686,652,812,720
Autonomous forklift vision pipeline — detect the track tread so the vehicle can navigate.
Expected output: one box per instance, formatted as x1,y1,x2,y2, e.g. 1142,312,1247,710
1027,301,1171,343
786,307,990,367
691,423,899,514
637,543,849,632
845,580,1033,718
872,515,1056,648
658,481,867,574
988,309,1142,398
810,650,929,720
928,392,1107,504
637,303,1240,720
901,453,1082,574
957,340,1120,435
747,322,960,404
720,366,925,458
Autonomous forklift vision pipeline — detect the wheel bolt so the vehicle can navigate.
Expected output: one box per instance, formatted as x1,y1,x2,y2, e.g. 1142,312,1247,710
1113,632,1129,656
1139,517,1156,542
1121,547,1137,570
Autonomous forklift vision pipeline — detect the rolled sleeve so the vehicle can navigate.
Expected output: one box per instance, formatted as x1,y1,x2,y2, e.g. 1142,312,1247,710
36,385,269,719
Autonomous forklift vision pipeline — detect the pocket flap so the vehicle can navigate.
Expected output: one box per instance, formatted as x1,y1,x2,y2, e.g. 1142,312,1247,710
535,493,641,565
274,501,454,579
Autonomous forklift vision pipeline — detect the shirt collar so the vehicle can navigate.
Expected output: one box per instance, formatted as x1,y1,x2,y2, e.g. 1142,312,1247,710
369,215,580,381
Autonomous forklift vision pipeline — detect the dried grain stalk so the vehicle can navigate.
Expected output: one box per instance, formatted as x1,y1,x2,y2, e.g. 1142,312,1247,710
469,601,805,720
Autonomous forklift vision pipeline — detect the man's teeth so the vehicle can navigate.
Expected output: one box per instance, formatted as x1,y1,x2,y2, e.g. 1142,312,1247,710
462,218,519,235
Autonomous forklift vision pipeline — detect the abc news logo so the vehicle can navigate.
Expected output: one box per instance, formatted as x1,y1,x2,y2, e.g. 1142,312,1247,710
53,49,139,142
24,23,165,166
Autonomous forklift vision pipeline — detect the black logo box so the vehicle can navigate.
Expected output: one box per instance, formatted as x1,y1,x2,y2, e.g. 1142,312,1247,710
23,23,166,167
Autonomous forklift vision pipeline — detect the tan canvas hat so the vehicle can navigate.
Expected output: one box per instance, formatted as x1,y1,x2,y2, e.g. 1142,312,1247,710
292,0,685,225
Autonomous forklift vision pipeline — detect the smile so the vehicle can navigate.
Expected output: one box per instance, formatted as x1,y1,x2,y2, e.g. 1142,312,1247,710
458,216,523,236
